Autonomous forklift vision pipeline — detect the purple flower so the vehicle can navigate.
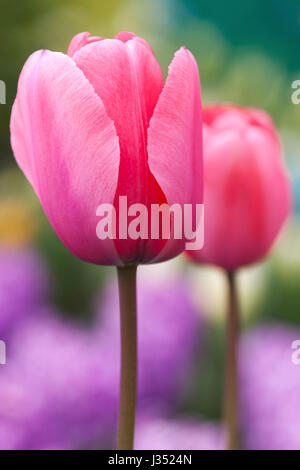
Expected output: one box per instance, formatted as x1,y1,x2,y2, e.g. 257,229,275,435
0,263,202,450
240,324,300,450
0,311,117,450
96,273,202,409
135,415,225,450
0,248,49,337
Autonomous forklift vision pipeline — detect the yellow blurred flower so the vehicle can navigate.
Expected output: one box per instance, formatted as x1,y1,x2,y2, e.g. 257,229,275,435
0,199,38,247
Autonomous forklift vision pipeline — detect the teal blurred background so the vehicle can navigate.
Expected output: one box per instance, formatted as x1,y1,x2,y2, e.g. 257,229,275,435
0,0,299,446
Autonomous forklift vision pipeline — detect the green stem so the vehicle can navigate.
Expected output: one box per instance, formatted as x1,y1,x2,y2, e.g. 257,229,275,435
224,270,239,450
116,264,138,450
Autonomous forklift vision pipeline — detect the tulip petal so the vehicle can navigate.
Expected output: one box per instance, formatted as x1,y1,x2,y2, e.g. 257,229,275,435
147,47,203,261
147,47,202,207
114,31,140,43
67,32,104,57
10,50,121,265
73,38,167,263
114,31,155,54
73,39,164,205
203,105,278,138
196,126,291,270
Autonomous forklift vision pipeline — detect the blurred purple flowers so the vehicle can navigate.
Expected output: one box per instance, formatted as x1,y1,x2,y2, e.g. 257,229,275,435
96,274,201,410
3,247,299,450
240,324,300,450
0,248,49,338
0,314,118,449
0,249,202,449
135,416,225,450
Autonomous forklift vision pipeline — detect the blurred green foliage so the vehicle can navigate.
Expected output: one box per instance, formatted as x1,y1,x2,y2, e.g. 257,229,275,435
0,0,121,165
180,325,224,420
37,208,112,320
175,0,300,73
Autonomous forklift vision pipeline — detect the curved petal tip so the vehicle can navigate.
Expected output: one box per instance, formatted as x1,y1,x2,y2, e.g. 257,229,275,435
67,32,104,57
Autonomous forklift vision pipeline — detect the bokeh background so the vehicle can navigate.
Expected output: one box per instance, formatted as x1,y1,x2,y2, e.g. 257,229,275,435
0,0,299,450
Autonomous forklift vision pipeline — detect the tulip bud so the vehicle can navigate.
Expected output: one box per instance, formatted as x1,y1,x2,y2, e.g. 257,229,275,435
187,104,292,271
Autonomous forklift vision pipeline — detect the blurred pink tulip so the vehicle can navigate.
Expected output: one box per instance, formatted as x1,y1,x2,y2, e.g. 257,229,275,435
187,104,292,271
10,32,202,266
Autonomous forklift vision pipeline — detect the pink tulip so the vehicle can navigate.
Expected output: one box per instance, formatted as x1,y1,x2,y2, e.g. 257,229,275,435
185,104,292,450
187,104,292,271
10,32,202,266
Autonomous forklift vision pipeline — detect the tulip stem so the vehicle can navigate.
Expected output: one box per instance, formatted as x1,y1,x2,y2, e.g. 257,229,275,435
116,264,138,450
224,270,239,450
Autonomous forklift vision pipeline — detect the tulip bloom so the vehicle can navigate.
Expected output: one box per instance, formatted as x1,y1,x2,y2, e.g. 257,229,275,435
10,31,202,266
10,31,202,450
186,104,291,450
187,104,291,271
